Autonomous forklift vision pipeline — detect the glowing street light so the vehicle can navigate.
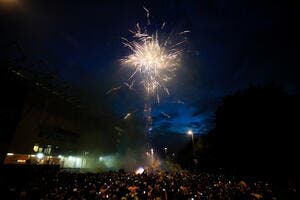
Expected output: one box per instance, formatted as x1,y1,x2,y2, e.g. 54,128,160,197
187,130,195,156
187,130,194,145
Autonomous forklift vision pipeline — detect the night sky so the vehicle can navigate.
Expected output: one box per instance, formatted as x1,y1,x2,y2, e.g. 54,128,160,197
1,0,299,140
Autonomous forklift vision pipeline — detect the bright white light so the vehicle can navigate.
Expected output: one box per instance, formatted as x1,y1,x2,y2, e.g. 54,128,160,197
37,153,44,159
7,153,14,156
100,155,116,168
68,156,74,161
58,155,63,159
187,130,193,135
135,167,144,174
99,156,103,161
75,157,82,168
63,156,83,168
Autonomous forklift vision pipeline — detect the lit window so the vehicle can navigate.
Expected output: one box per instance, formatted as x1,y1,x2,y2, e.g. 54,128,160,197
33,145,39,152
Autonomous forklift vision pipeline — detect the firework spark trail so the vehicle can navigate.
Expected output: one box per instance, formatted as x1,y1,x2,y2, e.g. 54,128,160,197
123,80,135,90
143,6,150,25
144,104,152,133
123,110,138,120
161,22,166,30
178,30,191,35
123,112,132,120
105,86,122,94
172,99,185,104
161,111,171,118
156,94,160,104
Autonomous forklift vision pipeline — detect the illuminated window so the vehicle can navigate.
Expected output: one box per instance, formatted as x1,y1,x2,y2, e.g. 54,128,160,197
44,145,51,155
33,145,39,152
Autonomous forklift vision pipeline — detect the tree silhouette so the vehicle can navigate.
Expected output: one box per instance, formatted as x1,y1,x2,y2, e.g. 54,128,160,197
199,85,299,176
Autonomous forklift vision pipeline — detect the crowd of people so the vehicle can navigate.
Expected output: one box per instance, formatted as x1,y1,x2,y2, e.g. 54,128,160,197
5,168,285,200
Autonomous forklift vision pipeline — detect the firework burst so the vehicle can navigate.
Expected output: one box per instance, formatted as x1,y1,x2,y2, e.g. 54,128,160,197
119,8,189,136
121,22,185,97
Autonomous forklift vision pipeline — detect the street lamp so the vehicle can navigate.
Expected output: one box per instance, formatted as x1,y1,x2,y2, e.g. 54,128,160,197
187,130,194,145
187,130,195,156
164,147,167,157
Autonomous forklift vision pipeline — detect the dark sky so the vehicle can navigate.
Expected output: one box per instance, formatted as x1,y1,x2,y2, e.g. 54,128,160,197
1,0,299,140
